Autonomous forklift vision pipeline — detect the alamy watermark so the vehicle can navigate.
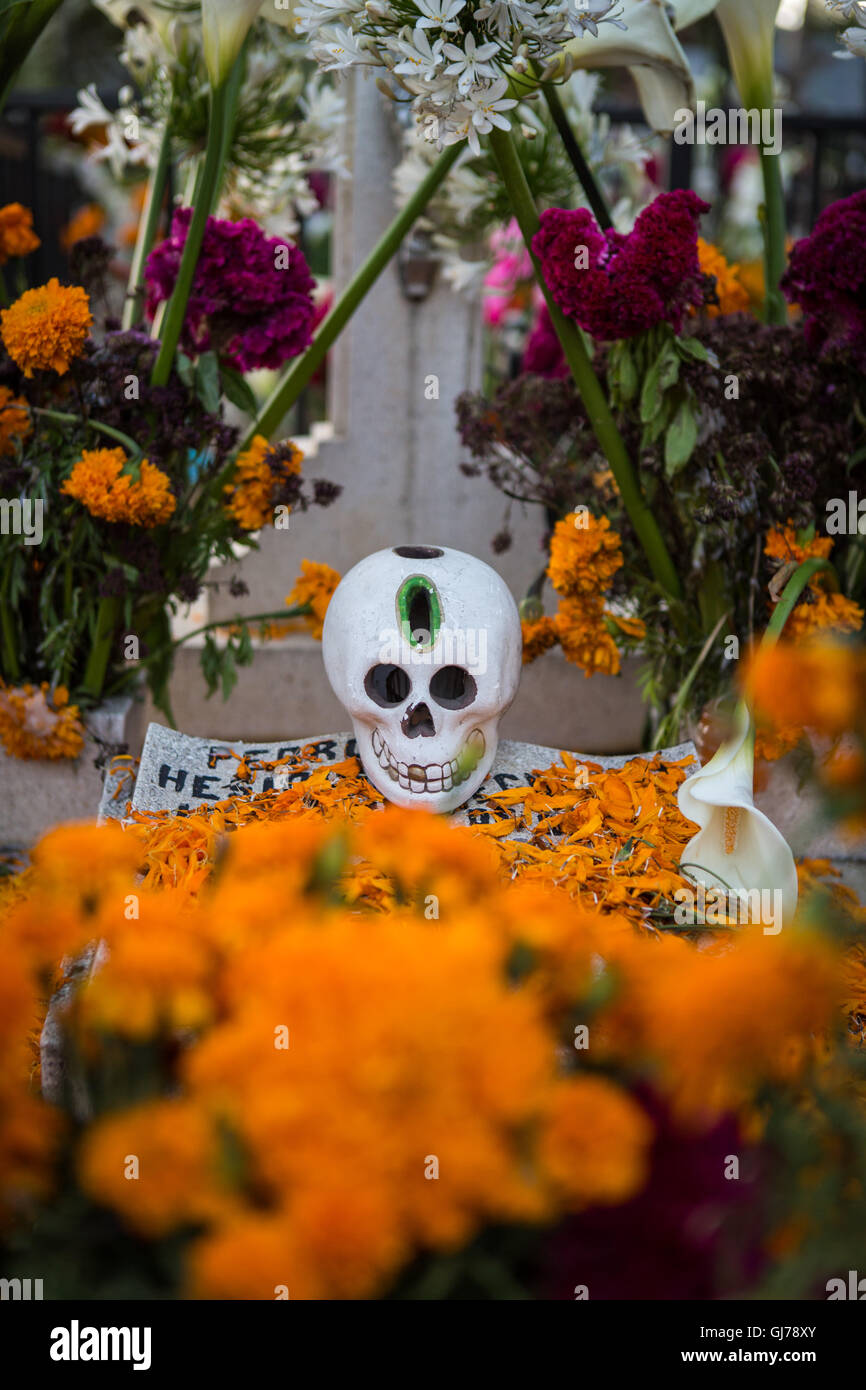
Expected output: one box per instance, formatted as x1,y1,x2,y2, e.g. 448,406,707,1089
674,884,784,936
0,497,43,545
674,102,783,157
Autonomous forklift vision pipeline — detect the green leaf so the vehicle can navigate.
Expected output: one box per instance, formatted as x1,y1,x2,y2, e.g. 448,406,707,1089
618,346,638,404
195,351,221,414
175,353,195,390
220,363,258,416
664,398,698,477
675,337,714,364
639,342,680,424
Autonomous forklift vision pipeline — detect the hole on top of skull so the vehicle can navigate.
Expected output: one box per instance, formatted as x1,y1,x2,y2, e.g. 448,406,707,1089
392,546,444,559
429,665,477,710
364,664,410,707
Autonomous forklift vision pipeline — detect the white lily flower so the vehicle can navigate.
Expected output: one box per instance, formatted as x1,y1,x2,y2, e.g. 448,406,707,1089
414,0,466,33
677,701,799,930
563,0,628,39
443,32,501,93
69,83,115,136
201,0,263,86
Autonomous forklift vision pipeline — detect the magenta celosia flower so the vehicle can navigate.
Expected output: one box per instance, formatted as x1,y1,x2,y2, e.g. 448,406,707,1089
522,301,567,377
531,190,710,342
781,190,866,367
145,209,316,372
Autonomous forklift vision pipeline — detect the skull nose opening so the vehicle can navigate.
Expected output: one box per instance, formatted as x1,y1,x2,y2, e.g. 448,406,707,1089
393,546,444,559
401,701,436,738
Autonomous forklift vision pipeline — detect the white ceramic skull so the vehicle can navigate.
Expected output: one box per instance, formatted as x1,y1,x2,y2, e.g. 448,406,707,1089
322,545,522,812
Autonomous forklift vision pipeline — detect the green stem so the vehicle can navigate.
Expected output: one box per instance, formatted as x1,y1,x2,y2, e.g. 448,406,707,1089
151,75,232,387
142,604,312,669
82,595,122,701
762,559,838,647
759,143,787,326
31,407,142,458
242,141,463,448
123,116,173,331
0,558,19,681
488,127,682,601
212,39,248,215
541,81,612,230
652,610,729,750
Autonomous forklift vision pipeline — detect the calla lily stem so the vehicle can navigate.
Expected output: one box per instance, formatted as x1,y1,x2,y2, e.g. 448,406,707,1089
241,140,463,449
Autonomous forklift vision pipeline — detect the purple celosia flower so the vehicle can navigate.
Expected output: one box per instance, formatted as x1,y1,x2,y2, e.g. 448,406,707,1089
532,190,710,342
145,208,316,372
781,190,866,367
521,302,567,377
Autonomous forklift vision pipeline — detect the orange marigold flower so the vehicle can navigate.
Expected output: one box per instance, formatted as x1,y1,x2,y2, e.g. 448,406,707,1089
785,590,863,642
617,927,839,1116
538,1075,651,1207
224,434,303,531
765,522,833,568
0,386,32,458
0,681,84,761
61,447,176,527
78,1099,236,1237
0,278,91,377
0,202,40,265
753,722,802,763
696,238,750,316
555,596,620,677
60,203,105,250
285,559,341,640
521,614,558,664
744,640,866,737
547,511,622,598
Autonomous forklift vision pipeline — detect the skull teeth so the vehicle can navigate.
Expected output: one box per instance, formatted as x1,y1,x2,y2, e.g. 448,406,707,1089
371,729,485,795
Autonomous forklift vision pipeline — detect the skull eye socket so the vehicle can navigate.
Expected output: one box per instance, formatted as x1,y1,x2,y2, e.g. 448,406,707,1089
429,665,477,710
365,664,410,707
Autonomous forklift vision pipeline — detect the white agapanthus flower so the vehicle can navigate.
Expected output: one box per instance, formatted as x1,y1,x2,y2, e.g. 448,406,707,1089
390,27,447,80
564,0,627,38
313,23,374,67
296,0,626,147
442,31,500,92
414,0,467,32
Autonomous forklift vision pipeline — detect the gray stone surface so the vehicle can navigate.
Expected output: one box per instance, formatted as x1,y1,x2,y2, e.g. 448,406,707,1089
136,641,649,754
1,692,147,847
125,720,697,831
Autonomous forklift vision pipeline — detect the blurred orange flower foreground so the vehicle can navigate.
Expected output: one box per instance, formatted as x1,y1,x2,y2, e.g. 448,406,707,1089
2,720,864,1301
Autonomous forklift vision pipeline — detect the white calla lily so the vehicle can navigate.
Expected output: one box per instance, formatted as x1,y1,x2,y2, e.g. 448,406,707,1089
677,700,799,929
714,0,780,108
549,0,719,134
201,0,263,85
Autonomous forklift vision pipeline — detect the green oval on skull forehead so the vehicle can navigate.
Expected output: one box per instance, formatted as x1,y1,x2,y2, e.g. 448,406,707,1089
396,574,441,650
